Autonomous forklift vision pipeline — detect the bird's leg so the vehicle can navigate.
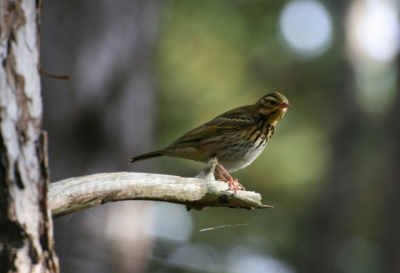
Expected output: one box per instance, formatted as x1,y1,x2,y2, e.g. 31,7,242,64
215,163,245,193
215,169,226,181
215,168,237,191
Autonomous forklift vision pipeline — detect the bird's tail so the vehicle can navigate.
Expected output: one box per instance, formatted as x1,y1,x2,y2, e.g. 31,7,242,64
129,150,165,163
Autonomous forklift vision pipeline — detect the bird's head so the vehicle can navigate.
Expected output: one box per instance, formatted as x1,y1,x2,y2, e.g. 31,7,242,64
257,92,291,123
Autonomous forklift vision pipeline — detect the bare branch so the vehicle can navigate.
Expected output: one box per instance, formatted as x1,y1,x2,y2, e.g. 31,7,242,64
49,159,272,218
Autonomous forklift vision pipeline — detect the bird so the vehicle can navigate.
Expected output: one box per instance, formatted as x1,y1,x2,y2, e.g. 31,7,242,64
129,92,291,193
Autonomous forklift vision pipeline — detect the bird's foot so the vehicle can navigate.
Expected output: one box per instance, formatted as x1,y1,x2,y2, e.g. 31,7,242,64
217,178,245,193
215,163,245,194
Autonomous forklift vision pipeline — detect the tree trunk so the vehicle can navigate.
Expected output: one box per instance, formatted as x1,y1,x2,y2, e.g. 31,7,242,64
0,0,58,272
382,53,400,273
309,1,361,272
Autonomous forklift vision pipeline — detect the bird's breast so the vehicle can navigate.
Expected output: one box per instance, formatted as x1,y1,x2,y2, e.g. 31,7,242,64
216,124,274,172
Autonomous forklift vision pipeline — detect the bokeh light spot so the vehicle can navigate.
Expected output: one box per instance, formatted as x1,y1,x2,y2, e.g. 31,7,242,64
146,203,193,242
226,246,295,273
353,0,400,63
279,0,333,58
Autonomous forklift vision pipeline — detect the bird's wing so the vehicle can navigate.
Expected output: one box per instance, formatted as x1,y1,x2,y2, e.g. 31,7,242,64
169,106,256,145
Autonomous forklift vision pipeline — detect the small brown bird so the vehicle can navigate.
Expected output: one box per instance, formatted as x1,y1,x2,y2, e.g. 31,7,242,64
130,92,291,193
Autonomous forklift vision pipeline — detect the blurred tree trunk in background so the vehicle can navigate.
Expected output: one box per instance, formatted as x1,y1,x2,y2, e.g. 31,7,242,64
382,54,400,273
41,0,162,272
311,56,362,273
0,0,58,271
310,1,400,273
310,1,363,272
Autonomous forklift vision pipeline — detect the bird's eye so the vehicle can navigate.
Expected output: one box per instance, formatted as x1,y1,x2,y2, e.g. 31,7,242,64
268,100,276,106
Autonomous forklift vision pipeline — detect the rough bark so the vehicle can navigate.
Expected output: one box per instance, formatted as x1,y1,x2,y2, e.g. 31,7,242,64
0,0,58,272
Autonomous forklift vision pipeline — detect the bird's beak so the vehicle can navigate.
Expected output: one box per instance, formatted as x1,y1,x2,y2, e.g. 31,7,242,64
280,103,292,108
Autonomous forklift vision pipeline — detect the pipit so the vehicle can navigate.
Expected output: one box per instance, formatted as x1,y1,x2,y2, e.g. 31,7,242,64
130,92,291,193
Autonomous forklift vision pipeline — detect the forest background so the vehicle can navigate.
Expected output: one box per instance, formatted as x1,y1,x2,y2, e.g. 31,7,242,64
41,0,400,272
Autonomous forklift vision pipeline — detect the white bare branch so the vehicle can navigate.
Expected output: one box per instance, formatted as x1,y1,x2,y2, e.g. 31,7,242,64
49,159,272,218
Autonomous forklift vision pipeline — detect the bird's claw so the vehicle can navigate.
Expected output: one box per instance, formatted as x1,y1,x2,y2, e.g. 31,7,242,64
215,162,246,194
217,178,245,194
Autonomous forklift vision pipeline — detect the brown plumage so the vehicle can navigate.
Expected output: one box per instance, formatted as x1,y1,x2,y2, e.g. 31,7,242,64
130,92,291,193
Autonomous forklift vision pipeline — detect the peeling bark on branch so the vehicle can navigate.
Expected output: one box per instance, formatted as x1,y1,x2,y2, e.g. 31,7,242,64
49,159,272,218
0,0,58,271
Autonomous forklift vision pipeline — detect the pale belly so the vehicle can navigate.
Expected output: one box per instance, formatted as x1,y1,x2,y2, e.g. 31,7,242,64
217,137,269,173
165,130,271,173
